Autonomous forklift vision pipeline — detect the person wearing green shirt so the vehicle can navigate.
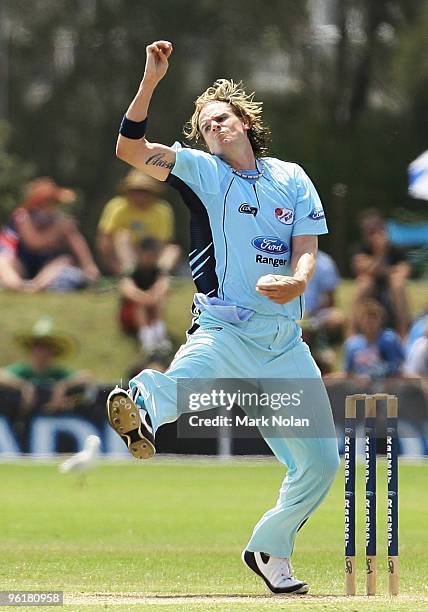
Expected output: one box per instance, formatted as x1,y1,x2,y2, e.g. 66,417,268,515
0,318,92,412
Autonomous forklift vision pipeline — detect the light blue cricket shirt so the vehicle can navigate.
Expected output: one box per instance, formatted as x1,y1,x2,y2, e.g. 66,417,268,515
166,143,328,321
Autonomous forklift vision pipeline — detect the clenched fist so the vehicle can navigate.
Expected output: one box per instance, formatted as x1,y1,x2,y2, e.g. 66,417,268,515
144,40,173,85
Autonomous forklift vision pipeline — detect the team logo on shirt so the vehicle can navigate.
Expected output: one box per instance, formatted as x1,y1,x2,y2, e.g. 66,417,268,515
274,207,294,225
238,203,258,217
309,208,325,220
252,236,289,254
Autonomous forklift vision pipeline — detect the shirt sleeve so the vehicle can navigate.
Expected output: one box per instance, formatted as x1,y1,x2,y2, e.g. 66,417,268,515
170,143,220,197
292,165,328,237
5,363,27,379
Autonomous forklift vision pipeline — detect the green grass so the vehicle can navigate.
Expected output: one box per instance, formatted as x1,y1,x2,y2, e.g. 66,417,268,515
0,278,194,382
0,459,427,610
0,279,426,382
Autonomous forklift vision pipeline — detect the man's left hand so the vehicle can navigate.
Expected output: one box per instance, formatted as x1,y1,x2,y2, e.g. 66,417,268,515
256,274,306,305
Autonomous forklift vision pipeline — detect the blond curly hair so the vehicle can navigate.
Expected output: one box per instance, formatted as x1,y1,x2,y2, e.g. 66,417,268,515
184,79,270,157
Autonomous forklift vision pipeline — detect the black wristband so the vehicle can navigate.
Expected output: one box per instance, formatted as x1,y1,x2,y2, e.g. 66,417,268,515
119,115,148,139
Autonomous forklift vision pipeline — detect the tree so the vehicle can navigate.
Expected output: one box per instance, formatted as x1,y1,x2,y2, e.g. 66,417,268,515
2,0,426,272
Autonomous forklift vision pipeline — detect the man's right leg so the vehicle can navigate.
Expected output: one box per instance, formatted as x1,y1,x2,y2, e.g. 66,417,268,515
107,314,252,456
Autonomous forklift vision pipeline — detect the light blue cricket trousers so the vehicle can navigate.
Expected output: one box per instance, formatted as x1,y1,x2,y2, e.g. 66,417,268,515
129,310,340,558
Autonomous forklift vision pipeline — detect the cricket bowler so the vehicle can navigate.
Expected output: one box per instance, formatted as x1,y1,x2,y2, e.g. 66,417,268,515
107,40,340,595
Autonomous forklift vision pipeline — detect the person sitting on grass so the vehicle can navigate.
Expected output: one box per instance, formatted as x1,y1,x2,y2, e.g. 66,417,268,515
119,237,171,353
406,309,428,356
0,177,100,292
343,299,404,381
0,317,93,413
404,317,428,378
301,250,345,374
96,169,180,277
350,209,411,338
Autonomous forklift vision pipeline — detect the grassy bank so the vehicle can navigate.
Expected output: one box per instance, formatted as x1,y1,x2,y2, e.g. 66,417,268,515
0,279,426,382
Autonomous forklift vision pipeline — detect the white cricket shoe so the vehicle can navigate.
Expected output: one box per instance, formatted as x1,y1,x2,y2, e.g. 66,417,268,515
242,550,309,595
106,386,155,459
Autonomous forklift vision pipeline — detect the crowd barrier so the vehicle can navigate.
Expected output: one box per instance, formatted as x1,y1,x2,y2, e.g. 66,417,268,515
0,380,427,457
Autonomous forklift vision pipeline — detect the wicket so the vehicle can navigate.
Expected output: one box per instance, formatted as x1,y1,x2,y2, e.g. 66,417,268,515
344,393,399,596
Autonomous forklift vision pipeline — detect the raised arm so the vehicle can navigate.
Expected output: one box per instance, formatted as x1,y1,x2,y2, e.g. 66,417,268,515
116,41,176,181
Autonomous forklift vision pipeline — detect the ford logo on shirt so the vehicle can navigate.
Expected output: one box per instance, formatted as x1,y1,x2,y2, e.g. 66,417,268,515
252,236,289,254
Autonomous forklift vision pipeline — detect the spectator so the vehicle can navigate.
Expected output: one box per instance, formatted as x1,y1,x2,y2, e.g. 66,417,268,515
0,177,100,292
404,319,428,377
406,309,428,356
119,237,171,353
0,317,92,413
303,250,345,341
299,321,336,375
96,169,180,276
351,209,411,338
344,299,404,380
